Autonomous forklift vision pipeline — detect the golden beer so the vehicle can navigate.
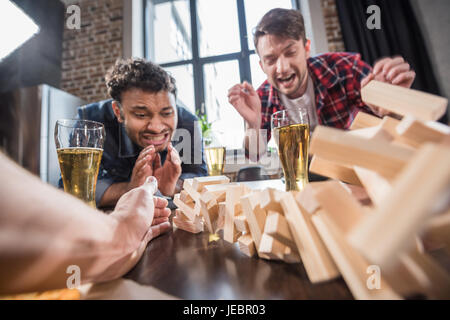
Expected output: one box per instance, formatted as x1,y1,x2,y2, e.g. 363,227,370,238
274,123,310,191
205,146,225,176
57,147,103,208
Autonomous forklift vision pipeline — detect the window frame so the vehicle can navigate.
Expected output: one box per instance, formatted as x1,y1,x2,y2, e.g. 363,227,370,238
144,0,300,123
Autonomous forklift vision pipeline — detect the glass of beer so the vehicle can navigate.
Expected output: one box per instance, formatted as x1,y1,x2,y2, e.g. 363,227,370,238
55,119,105,208
271,108,310,192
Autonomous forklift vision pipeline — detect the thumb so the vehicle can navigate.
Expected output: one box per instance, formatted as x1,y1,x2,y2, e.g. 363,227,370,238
143,176,158,195
144,221,171,243
361,73,374,89
243,81,256,95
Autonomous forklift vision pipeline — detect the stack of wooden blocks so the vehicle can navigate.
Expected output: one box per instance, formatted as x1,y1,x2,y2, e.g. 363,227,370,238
173,81,450,300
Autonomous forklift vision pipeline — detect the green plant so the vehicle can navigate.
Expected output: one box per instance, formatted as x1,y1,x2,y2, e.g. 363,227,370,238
196,111,212,135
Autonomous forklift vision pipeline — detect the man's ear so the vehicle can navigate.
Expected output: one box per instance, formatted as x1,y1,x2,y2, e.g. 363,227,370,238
305,39,311,59
111,101,123,123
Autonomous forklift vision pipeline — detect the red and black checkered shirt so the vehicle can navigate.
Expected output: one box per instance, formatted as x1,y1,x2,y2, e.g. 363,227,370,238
257,52,375,142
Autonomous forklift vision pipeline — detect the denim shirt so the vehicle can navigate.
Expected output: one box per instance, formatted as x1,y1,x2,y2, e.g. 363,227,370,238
60,99,208,206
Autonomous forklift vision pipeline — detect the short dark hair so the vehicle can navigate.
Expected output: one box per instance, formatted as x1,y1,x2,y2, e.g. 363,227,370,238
105,58,177,102
253,8,307,50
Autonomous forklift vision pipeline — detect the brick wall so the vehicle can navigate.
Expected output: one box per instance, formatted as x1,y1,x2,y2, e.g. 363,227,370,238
321,0,345,52
60,0,123,103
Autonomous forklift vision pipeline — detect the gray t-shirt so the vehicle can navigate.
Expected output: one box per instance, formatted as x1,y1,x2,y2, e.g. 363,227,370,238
280,76,319,131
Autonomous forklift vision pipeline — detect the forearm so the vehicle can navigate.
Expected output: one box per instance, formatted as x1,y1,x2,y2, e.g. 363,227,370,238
0,153,152,294
99,182,130,208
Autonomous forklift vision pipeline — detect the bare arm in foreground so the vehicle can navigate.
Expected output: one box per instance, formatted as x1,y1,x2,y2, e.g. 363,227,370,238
0,152,171,295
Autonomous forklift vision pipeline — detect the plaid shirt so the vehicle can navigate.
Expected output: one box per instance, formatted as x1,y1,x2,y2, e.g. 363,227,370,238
258,52,374,142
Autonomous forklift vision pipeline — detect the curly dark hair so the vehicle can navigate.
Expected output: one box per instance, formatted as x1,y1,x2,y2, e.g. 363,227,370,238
253,8,306,51
105,58,177,102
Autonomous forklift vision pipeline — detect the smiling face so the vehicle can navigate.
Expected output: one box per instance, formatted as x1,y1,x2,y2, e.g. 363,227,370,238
258,35,311,99
112,88,177,152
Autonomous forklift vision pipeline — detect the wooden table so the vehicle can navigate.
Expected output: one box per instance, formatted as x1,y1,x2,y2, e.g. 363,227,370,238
125,179,354,300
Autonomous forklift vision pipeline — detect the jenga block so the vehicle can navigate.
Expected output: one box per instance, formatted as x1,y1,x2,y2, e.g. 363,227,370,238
311,211,401,300
264,211,296,249
310,156,362,186
361,80,448,121
173,193,200,221
258,233,287,260
350,112,381,130
310,126,414,180
215,202,226,232
199,196,219,234
202,183,236,195
259,188,284,213
173,209,203,234
283,246,301,264
224,185,246,243
234,214,249,233
237,234,256,257
423,210,450,250
192,175,230,191
240,191,267,248
180,190,193,204
353,166,392,207
347,125,394,142
295,182,328,215
348,144,450,268
340,183,372,206
183,179,201,202
312,181,366,235
395,115,449,148
280,192,339,283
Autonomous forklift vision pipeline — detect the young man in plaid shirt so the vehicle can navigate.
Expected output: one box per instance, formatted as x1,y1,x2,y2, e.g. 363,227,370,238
228,8,416,159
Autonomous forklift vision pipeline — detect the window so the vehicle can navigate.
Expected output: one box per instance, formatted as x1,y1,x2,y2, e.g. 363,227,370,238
145,0,298,149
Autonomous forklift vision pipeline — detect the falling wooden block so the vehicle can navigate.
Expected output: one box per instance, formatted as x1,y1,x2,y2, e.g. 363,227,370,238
348,144,450,269
183,179,201,202
312,181,366,235
215,202,226,232
173,193,200,221
383,248,450,299
395,115,449,148
199,196,220,234
264,210,296,249
361,80,448,121
259,188,284,213
350,111,382,130
180,190,194,204
283,246,301,264
234,214,249,233
310,156,362,186
173,209,203,234
310,126,414,180
238,234,256,257
240,191,267,249
423,210,450,250
280,192,339,283
311,211,401,299
192,175,230,191
258,233,287,260
224,185,246,243
294,182,328,215
347,125,394,142
353,166,392,207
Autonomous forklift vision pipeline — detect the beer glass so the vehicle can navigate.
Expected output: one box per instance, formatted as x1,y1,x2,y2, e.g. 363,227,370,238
55,119,105,208
271,108,310,191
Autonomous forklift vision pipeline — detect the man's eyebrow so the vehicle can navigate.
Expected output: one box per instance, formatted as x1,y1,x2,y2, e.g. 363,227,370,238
161,106,174,112
130,106,148,111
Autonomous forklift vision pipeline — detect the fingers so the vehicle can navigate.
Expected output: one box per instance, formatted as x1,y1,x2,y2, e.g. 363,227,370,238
153,196,169,209
373,56,404,76
168,144,181,166
152,217,170,226
385,62,410,82
361,73,375,88
372,57,392,75
145,221,171,242
152,152,162,171
391,70,416,86
242,81,256,95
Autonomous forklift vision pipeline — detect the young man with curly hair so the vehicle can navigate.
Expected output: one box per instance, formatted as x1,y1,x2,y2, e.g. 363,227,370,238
75,58,208,208
228,8,416,159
